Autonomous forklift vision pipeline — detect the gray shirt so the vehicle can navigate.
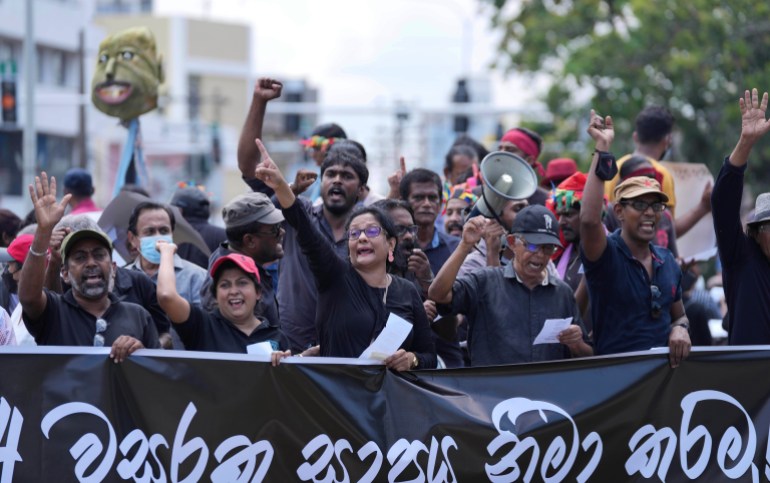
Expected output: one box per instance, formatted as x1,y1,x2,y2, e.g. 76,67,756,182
440,263,586,367
126,254,207,306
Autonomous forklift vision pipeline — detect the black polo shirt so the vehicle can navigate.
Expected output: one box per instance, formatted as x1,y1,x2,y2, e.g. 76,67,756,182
113,267,171,336
175,305,289,354
22,289,160,348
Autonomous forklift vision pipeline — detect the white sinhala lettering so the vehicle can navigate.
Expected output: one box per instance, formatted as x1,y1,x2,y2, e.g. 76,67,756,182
296,436,385,483
386,438,428,483
0,397,23,482
426,436,458,483
210,435,274,483
485,397,602,482
41,402,117,483
356,441,383,483
116,429,168,483
296,434,341,483
680,390,758,481
625,424,677,481
170,403,208,483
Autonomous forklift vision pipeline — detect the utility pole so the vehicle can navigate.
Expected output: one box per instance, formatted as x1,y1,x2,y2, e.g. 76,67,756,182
23,0,36,209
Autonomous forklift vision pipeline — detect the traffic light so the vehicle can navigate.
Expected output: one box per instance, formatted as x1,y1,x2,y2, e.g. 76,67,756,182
452,78,469,134
1,61,17,124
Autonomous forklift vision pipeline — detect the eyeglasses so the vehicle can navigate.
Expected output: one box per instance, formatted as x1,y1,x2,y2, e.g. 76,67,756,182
393,224,418,237
347,225,383,240
408,193,441,205
94,318,107,347
254,225,284,238
621,200,667,213
757,224,770,233
517,237,558,256
650,285,662,319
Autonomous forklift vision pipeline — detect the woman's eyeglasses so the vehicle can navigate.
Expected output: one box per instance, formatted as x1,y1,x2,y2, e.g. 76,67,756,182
348,226,383,240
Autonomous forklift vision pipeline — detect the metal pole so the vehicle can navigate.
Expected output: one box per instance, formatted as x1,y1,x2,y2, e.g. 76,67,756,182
23,0,36,209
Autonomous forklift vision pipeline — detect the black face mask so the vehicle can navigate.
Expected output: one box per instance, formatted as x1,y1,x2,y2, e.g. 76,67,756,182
389,239,413,277
1,266,17,294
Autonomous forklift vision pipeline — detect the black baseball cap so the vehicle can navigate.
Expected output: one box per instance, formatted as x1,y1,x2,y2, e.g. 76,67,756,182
511,205,562,247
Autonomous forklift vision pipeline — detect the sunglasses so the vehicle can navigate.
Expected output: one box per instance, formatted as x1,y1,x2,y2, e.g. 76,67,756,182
347,225,383,240
94,318,107,347
393,224,418,237
621,200,666,213
650,285,662,319
254,225,283,238
517,237,558,256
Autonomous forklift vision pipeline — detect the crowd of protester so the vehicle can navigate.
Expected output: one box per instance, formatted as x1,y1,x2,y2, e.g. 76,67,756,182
3,81,770,371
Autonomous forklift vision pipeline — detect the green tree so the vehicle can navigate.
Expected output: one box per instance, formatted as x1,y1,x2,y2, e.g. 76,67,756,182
488,0,770,188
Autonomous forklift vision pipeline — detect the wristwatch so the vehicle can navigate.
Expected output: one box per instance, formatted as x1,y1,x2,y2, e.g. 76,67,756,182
410,353,419,369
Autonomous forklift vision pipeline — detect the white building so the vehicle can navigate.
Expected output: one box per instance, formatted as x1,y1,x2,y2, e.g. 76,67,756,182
0,0,94,214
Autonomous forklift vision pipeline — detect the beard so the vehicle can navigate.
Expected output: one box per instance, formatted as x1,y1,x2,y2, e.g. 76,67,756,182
323,185,358,216
71,266,114,300
444,221,464,237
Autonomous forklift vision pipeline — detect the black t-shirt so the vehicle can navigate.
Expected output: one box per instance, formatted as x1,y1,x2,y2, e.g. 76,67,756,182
175,305,288,353
22,289,160,348
113,267,171,336
283,202,437,368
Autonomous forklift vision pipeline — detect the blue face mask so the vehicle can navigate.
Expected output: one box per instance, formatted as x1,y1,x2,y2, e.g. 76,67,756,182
139,235,173,264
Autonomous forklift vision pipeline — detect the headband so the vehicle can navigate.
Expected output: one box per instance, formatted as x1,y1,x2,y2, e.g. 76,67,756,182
501,129,540,159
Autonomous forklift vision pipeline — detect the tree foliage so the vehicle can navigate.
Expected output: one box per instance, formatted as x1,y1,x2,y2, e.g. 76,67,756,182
488,0,770,187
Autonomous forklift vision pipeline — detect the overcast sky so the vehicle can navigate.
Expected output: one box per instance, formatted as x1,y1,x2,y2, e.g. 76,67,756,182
155,0,545,110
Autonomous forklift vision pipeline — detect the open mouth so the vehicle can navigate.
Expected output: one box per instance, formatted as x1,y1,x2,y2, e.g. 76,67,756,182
640,221,655,233
228,298,245,309
327,187,345,201
356,247,374,257
95,82,133,104
527,261,544,271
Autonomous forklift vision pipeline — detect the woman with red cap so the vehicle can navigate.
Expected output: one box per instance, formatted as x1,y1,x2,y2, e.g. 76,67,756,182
156,242,290,363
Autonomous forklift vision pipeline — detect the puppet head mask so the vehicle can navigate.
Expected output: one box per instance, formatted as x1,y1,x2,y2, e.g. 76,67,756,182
92,27,164,121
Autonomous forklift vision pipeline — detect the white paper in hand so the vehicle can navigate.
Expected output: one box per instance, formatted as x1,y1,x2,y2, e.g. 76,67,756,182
246,341,274,356
533,317,573,345
359,313,412,361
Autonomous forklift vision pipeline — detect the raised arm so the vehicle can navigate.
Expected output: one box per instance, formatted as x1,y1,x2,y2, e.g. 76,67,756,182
154,240,190,324
254,139,345,289
428,216,486,304
237,78,283,179
728,89,770,168
18,173,71,321
712,89,770,263
580,110,615,262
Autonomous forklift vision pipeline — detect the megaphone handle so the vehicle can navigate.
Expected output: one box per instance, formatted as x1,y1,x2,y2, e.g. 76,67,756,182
482,193,507,227
465,184,507,227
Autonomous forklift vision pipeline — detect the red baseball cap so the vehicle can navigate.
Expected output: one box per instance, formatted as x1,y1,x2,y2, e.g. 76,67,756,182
209,253,261,283
6,234,36,263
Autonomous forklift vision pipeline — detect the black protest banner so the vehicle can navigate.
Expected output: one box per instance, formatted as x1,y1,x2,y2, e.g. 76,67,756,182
0,347,769,481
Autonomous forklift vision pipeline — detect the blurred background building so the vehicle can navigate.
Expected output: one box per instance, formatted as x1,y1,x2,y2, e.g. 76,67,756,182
0,0,538,217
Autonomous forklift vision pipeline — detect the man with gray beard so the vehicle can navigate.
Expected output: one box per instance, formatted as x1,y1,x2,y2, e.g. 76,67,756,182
18,173,159,361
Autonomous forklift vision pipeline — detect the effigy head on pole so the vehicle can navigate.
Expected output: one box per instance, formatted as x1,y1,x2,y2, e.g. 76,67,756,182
91,27,164,121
